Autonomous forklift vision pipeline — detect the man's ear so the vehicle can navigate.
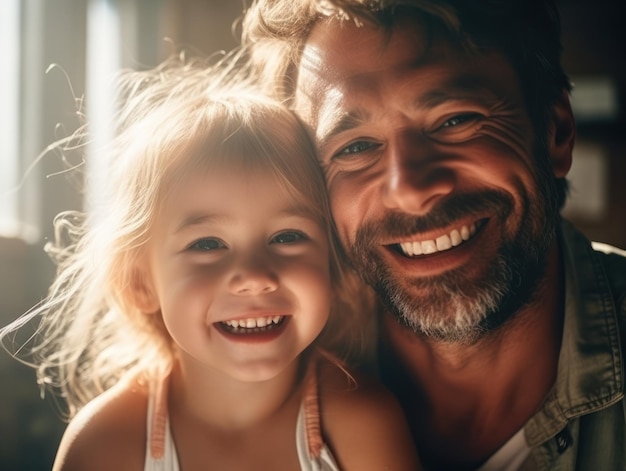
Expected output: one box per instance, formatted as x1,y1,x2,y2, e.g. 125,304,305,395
548,91,576,178
130,266,160,314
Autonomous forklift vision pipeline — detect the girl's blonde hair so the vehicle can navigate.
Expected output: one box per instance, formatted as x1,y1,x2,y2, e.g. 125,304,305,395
1,53,374,419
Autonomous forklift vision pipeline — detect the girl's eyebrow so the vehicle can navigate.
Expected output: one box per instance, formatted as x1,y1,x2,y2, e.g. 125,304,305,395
173,213,227,234
173,206,319,234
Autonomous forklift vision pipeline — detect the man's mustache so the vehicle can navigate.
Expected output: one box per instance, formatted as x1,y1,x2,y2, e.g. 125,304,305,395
353,190,515,244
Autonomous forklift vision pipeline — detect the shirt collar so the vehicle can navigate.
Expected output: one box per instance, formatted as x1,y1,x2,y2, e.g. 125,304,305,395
524,220,624,445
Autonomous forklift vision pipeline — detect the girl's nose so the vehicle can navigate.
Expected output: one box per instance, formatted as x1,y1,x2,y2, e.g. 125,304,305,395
228,255,279,296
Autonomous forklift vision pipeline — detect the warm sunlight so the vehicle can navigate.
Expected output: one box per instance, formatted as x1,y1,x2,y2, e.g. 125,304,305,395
85,0,122,215
0,0,20,238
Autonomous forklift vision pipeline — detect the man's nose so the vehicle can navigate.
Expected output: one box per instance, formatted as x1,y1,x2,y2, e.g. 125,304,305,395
228,254,279,296
381,132,455,215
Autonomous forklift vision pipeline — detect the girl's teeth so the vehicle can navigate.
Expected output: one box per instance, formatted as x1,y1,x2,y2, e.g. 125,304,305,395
222,315,283,330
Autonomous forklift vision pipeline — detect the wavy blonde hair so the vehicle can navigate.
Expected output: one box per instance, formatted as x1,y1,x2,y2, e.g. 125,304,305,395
0,53,374,419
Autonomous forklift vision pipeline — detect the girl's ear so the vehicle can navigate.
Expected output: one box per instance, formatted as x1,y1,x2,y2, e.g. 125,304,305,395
548,92,576,178
130,266,160,314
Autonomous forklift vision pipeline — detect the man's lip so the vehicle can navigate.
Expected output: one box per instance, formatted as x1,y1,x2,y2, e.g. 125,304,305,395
380,219,489,276
386,218,488,257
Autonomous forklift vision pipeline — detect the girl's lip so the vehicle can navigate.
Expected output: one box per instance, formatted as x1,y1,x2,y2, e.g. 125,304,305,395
219,313,286,329
213,316,290,344
212,308,289,324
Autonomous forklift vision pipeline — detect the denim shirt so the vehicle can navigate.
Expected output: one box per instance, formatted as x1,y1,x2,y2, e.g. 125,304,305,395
521,221,626,470
374,220,626,470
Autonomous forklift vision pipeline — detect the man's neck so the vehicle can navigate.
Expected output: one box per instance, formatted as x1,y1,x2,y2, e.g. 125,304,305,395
379,242,565,469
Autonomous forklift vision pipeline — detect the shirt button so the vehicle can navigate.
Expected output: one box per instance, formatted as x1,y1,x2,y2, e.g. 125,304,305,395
555,427,573,454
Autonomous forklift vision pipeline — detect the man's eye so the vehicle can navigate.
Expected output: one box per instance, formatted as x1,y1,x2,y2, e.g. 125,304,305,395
439,113,481,129
335,140,379,157
271,231,308,244
188,238,225,251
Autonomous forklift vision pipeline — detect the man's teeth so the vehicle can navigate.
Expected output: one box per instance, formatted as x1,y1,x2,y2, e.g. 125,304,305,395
399,223,477,256
222,315,283,330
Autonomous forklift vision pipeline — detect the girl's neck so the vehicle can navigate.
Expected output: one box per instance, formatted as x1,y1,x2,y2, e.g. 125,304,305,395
168,352,303,431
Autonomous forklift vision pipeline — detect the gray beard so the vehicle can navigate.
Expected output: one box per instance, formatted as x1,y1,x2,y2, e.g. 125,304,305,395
350,187,556,344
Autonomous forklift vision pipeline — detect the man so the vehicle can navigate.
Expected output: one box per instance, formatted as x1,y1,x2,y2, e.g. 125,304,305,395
241,1,626,469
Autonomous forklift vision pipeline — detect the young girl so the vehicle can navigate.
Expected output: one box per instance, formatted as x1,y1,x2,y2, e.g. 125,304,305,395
1,57,420,470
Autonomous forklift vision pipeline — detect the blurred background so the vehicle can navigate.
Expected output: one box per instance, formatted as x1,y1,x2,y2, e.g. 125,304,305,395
0,0,624,469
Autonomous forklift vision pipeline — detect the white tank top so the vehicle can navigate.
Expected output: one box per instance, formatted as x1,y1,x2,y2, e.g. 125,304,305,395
144,355,340,470
475,428,530,471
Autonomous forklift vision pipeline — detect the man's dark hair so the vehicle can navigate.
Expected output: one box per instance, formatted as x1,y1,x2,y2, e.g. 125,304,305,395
242,0,572,208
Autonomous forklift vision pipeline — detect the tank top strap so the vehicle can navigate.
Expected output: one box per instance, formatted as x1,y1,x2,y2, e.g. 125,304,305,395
302,350,323,459
301,348,347,459
148,374,170,460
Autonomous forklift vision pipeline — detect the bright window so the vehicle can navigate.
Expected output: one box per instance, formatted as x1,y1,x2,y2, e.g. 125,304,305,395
0,0,163,242
0,0,22,238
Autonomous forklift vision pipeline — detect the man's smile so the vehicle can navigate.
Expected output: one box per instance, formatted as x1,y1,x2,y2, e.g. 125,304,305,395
395,220,486,257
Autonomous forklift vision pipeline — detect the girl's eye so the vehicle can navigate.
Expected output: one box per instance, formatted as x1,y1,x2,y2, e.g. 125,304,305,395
335,140,380,158
188,238,225,251
271,231,308,244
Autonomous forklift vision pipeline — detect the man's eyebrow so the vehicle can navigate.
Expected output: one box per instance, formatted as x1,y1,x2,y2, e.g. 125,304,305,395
317,76,500,153
317,109,369,155
414,76,500,109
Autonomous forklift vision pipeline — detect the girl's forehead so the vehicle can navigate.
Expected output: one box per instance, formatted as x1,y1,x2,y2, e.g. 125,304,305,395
155,131,324,217
171,152,279,183
165,157,313,208
155,163,324,231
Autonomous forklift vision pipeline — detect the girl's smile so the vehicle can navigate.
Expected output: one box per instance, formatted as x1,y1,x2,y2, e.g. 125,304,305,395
215,314,289,342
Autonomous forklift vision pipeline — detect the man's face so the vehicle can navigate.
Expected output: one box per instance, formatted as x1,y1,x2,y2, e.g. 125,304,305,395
294,15,562,342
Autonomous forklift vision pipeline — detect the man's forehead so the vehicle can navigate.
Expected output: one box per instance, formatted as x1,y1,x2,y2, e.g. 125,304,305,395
293,16,437,132
298,16,430,78
295,18,410,115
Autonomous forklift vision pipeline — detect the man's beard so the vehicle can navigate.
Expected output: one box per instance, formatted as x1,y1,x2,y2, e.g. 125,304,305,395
350,181,558,344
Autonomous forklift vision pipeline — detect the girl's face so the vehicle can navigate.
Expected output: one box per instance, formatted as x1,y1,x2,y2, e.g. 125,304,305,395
144,162,332,383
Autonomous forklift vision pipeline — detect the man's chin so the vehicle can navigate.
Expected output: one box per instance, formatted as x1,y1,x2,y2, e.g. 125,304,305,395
380,283,498,344
374,247,546,343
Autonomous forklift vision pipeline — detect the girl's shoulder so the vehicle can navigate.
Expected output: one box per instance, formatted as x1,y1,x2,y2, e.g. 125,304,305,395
316,355,422,470
52,374,150,471
316,355,405,426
